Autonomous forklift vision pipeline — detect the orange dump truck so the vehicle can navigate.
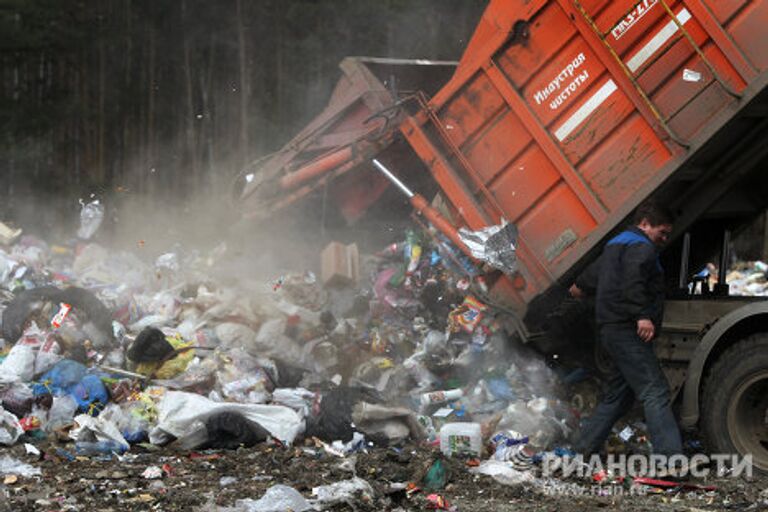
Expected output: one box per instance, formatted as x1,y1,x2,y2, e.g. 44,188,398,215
242,0,768,469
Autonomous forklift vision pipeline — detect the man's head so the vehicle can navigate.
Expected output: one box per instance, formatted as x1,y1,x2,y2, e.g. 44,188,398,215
633,202,673,247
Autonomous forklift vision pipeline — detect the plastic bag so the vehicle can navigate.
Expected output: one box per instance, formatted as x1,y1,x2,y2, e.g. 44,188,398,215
458,220,518,274
34,334,63,375
0,344,36,382
215,349,274,404
311,477,374,507
46,395,78,431
233,485,313,512
33,360,87,396
200,411,269,450
0,409,23,445
271,388,315,416
352,402,425,444
77,199,105,240
0,384,34,417
423,459,447,490
219,372,272,404
69,374,109,414
469,460,536,485
103,396,156,443
149,390,303,446
0,455,41,477
69,413,129,450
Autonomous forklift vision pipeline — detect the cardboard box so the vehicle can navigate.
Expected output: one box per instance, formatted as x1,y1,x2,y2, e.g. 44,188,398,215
321,242,359,287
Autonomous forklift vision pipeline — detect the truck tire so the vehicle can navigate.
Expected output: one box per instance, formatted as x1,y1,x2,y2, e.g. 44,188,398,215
701,334,768,473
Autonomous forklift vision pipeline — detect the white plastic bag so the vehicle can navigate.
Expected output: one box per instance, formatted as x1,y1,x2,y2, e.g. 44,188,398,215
272,388,315,416
469,459,536,485
0,344,36,382
0,409,23,445
69,413,129,450
311,477,374,507
149,390,303,446
77,199,105,240
34,336,63,376
0,455,41,477
234,485,313,512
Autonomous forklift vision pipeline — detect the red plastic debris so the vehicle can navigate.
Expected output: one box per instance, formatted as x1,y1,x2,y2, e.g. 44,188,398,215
426,493,451,510
633,477,716,491
19,416,41,432
51,303,72,328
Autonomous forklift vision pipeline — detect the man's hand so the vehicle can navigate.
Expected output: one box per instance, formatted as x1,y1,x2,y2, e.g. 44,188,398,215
569,284,584,299
637,319,655,342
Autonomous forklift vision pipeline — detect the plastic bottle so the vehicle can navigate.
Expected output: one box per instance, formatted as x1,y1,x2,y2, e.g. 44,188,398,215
74,440,128,456
421,389,464,406
439,422,482,457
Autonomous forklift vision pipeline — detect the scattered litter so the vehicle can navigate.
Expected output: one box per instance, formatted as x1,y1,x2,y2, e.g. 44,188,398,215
470,460,536,485
0,455,41,477
312,477,374,507
234,484,313,512
142,465,163,479
0,196,739,509
220,476,238,487
425,493,454,510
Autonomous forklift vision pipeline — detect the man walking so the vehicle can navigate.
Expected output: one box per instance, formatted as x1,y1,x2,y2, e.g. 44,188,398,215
571,202,682,458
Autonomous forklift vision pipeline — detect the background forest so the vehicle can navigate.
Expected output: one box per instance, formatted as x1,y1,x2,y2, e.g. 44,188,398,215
0,0,485,238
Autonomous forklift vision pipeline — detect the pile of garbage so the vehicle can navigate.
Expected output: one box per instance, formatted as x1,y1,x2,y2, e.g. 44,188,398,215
726,261,768,296
0,207,724,509
0,214,579,447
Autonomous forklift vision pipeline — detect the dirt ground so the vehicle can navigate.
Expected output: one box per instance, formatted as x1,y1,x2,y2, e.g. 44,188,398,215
1,440,766,512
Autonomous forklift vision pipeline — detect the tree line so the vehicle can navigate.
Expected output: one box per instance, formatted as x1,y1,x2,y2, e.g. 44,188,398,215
0,0,484,222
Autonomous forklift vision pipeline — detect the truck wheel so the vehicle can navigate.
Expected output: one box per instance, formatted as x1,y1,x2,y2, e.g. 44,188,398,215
702,334,768,473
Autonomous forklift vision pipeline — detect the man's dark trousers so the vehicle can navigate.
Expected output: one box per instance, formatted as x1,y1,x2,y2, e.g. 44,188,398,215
576,324,683,456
